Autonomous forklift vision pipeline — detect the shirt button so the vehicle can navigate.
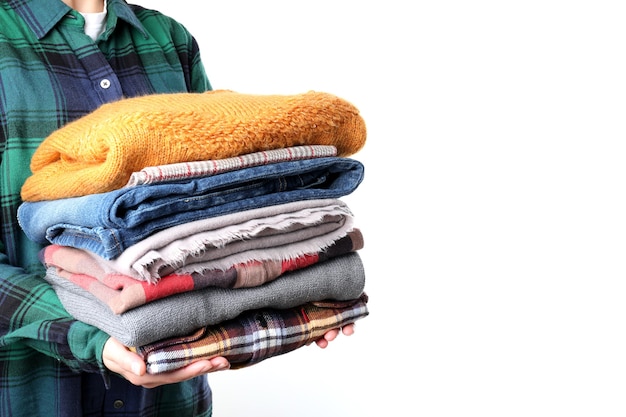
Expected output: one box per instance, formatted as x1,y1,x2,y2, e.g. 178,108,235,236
113,400,124,409
100,79,111,89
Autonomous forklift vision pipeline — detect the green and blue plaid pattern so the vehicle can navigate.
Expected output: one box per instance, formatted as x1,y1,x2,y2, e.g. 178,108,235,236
0,0,212,414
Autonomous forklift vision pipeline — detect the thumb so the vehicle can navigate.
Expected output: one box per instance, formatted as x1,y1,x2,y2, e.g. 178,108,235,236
103,337,146,377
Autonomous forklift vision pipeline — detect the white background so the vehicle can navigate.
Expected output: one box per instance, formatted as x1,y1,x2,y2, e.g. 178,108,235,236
143,1,625,416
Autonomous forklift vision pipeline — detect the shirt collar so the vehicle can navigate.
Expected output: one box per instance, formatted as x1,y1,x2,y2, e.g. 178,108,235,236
8,0,147,40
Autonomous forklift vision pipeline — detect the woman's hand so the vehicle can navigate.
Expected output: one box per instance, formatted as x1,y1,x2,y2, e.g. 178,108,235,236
103,337,230,388
314,324,355,349
104,323,355,387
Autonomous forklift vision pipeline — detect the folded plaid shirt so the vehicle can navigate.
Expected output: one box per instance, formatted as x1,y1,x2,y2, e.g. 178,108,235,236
132,293,369,374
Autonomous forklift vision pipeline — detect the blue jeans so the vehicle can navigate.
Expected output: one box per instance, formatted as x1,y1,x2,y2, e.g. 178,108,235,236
18,157,364,259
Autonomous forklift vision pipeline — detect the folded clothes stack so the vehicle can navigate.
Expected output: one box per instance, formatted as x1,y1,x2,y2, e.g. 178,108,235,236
18,90,370,373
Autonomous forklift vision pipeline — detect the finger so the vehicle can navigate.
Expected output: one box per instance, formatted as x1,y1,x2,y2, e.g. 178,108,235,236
314,338,329,349
207,356,231,370
323,328,340,342
131,358,230,389
342,323,355,336
314,329,338,348
103,338,146,377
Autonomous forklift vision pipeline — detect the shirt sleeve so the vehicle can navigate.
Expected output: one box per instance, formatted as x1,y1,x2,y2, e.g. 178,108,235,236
168,15,211,93
188,35,212,93
0,243,110,375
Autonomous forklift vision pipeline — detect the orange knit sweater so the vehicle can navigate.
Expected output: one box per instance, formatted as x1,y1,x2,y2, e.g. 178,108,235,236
21,90,366,201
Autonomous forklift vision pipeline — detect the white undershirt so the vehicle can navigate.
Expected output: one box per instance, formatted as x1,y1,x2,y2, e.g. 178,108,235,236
80,1,107,41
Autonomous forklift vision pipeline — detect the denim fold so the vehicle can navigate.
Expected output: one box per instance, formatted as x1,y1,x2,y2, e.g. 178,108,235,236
18,157,364,259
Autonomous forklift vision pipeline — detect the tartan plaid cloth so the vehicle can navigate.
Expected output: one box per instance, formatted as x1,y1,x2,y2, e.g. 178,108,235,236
132,293,369,374
0,0,214,414
125,145,338,187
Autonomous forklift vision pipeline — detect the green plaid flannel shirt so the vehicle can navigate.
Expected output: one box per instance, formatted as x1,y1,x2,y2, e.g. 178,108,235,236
0,0,213,415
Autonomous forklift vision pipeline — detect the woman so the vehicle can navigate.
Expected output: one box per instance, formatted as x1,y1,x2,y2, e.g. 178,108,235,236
0,0,353,415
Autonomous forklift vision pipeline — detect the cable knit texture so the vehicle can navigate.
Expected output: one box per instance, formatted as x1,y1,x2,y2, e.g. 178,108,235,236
21,90,367,201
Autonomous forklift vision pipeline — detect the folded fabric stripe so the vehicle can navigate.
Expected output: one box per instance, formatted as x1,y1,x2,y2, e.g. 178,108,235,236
46,252,366,346
18,157,364,260
22,90,366,201
125,145,338,187
38,199,358,283
131,293,369,374
41,229,364,314
108,200,356,282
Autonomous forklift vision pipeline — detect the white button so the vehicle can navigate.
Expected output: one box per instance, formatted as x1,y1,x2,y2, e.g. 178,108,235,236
100,79,111,89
